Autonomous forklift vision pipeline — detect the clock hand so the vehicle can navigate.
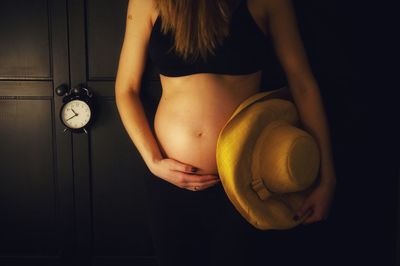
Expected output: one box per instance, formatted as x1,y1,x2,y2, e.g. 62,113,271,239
71,108,78,116
65,114,78,121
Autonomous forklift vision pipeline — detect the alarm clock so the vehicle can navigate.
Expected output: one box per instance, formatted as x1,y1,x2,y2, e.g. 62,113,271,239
58,85,95,134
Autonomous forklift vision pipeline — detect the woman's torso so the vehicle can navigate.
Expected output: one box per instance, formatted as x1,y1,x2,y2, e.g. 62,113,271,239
154,72,262,176
151,0,270,176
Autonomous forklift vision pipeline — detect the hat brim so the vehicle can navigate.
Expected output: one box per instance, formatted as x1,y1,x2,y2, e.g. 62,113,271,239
216,87,317,230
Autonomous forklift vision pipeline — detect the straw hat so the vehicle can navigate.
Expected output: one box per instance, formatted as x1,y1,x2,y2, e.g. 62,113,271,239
216,86,321,230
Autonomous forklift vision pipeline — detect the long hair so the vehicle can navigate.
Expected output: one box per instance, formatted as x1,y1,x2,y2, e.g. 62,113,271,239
154,0,241,62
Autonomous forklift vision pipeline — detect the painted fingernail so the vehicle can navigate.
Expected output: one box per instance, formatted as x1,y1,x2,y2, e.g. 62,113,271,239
293,214,299,221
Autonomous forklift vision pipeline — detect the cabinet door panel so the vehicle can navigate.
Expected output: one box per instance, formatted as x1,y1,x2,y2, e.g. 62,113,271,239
0,1,74,265
0,0,51,78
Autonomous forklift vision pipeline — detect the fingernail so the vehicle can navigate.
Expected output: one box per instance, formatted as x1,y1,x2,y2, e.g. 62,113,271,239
191,167,198,172
293,214,299,221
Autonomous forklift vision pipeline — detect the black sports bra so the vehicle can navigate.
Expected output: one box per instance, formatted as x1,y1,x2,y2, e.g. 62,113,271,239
148,0,270,77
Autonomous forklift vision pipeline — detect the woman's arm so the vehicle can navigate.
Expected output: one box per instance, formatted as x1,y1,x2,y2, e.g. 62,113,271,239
115,0,162,168
263,0,336,185
115,0,220,190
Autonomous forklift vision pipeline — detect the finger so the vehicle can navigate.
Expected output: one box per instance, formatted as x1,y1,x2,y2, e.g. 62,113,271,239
302,204,326,224
183,173,221,183
307,213,327,224
187,176,221,187
201,179,221,190
174,173,218,188
301,210,320,225
295,201,313,220
169,159,198,173
298,208,313,223
186,179,221,191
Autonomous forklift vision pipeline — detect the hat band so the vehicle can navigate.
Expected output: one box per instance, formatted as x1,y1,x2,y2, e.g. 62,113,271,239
251,176,274,200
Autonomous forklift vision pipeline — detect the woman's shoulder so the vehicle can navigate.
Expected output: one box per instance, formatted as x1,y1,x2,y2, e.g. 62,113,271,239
247,0,269,22
127,0,158,25
251,0,295,18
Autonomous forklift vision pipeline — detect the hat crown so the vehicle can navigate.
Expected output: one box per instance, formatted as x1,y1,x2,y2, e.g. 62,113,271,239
251,119,320,200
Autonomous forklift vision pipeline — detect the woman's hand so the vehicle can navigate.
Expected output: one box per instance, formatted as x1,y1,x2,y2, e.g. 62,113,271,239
293,177,336,225
149,158,221,191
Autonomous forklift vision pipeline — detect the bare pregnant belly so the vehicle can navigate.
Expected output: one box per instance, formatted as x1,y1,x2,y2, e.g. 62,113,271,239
154,72,262,176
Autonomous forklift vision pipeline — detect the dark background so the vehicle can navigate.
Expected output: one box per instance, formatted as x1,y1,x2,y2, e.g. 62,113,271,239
0,0,398,265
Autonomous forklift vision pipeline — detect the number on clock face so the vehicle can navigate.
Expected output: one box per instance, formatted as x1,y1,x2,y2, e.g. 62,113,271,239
61,100,91,129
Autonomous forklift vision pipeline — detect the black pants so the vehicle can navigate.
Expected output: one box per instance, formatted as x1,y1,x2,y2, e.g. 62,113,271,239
143,171,330,266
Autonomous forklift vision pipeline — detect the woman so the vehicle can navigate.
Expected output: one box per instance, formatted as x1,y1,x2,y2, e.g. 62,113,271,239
115,0,336,265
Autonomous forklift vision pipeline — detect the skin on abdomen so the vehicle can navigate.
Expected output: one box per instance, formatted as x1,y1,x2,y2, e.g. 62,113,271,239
153,72,262,176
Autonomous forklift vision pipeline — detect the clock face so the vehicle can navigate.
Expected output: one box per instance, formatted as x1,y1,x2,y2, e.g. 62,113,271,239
61,99,91,129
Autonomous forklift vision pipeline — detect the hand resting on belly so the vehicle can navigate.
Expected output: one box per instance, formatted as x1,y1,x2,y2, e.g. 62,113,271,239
151,72,262,191
150,156,222,191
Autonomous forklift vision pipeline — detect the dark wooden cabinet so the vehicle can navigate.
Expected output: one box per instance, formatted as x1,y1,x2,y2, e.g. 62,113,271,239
0,0,159,265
